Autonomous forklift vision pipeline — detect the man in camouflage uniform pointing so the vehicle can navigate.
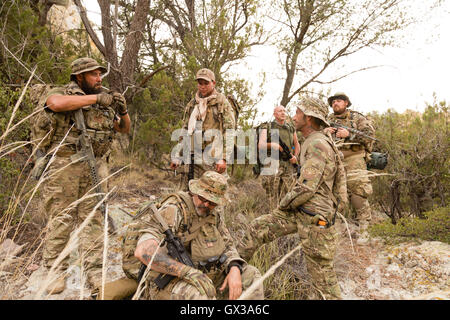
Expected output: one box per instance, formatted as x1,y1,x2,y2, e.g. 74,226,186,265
324,92,375,231
39,57,130,294
238,97,347,300
133,171,263,300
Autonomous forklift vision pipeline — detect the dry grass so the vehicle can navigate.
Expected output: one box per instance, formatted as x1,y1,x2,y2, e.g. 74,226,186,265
0,80,138,299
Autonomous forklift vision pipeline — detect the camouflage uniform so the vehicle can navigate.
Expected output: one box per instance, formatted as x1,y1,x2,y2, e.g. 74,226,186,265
40,58,116,287
133,171,263,300
260,121,297,208
327,93,375,229
175,69,236,190
238,98,347,300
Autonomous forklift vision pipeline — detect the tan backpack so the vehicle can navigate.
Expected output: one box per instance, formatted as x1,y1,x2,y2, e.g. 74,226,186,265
28,84,58,158
121,191,196,280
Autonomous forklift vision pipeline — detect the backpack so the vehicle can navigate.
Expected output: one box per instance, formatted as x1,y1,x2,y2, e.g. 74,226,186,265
121,191,196,281
252,121,270,176
252,121,295,176
226,94,240,128
28,84,57,158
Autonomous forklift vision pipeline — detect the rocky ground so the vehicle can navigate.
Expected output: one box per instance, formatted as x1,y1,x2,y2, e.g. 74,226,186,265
0,172,448,300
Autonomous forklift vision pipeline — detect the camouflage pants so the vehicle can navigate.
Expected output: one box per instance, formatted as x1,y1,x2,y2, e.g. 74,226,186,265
41,153,108,285
153,264,264,300
343,153,373,228
238,208,341,300
261,161,296,209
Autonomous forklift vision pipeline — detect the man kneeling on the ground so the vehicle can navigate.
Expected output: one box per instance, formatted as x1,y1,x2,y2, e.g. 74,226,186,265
134,171,263,300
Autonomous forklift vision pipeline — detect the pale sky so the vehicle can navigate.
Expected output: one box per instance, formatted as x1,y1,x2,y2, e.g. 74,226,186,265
81,0,450,120
237,1,450,120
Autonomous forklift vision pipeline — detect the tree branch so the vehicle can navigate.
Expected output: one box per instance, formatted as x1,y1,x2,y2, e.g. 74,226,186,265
73,0,106,56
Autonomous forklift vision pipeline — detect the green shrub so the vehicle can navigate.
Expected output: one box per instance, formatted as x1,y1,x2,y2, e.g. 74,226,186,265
369,206,450,244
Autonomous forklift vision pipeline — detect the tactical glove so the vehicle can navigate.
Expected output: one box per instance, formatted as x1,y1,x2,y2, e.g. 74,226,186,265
112,92,127,115
96,92,113,107
179,265,216,298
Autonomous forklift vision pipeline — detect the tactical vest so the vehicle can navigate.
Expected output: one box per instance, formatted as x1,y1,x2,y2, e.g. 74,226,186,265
122,191,227,281
29,82,116,158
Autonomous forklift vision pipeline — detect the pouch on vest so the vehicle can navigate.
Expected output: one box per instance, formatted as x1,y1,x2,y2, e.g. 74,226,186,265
190,217,227,268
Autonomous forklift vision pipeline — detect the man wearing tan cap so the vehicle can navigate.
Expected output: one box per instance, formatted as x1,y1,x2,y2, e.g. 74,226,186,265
132,171,263,300
170,68,236,189
36,57,130,295
238,97,348,300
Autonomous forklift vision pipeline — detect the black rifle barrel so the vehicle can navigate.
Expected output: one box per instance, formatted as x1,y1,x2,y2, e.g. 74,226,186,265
329,122,378,142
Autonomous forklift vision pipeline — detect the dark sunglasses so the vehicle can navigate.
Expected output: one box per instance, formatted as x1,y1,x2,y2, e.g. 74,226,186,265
197,195,217,206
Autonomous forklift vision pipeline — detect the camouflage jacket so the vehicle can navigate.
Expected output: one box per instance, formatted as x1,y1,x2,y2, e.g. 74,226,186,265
136,193,245,278
327,109,375,153
178,90,236,162
279,131,347,220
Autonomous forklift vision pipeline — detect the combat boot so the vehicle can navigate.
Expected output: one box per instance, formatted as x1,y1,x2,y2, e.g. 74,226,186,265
46,274,66,295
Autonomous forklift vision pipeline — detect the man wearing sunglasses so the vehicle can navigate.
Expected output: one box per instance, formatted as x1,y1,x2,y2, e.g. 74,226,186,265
133,171,263,300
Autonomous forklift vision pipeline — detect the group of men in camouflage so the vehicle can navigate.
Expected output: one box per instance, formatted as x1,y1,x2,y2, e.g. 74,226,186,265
34,57,375,300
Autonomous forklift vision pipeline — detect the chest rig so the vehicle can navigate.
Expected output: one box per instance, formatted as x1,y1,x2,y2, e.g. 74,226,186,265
51,82,116,157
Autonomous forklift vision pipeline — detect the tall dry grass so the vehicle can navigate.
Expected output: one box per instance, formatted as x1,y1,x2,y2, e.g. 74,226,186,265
0,73,132,300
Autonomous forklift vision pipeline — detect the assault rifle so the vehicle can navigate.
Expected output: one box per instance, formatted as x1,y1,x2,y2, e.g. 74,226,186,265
137,203,196,289
273,132,301,178
72,109,116,232
329,122,378,142
329,122,388,169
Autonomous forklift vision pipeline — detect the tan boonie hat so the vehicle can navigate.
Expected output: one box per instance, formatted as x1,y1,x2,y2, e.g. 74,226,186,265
327,92,352,107
189,171,227,206
196,68,215,82
296,96,330,127
71,57,107,76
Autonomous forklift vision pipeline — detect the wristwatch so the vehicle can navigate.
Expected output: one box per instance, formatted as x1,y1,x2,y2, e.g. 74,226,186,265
227,261,243,274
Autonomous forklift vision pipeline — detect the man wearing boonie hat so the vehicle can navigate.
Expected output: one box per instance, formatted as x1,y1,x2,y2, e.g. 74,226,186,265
170,68,236,190
134,171,263,300
40,57,130,295
238,97,348,300
324,92,375,232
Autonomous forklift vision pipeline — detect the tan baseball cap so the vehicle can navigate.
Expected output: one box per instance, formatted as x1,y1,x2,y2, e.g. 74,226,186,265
296,96,330,127
188,171,227,206
196,68,215,82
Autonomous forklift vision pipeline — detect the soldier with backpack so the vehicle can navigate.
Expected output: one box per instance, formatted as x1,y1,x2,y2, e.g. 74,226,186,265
126,171,263,300
238,97,348,300
169,68,238,189
257,105,300,208
31,57,130,295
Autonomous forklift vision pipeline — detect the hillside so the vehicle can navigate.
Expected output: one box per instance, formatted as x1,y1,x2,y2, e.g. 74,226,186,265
0,166,448,300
